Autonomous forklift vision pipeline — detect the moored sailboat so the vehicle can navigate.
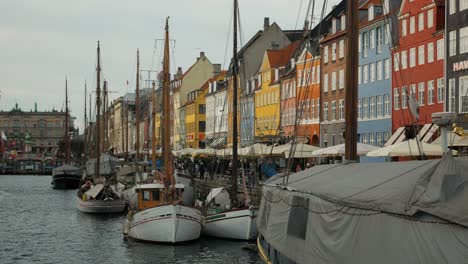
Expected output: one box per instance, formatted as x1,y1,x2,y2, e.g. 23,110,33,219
52,78,81,189
76,41,126,214
201,0,258,241
124,19,201,243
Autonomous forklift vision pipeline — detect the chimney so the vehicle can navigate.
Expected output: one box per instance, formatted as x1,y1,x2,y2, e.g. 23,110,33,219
264,17,270,31
174,67,183,80
200,51,205,58
213,64,221,76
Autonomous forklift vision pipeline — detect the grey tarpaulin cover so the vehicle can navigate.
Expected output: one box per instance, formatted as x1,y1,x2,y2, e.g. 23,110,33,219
52,164,81,176
257,155,468,264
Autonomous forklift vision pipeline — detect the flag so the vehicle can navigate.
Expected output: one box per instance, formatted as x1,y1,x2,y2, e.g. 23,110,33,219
1,131,6,141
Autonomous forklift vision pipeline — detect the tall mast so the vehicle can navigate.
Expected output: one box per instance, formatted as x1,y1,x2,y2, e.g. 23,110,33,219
95,41,101,178
84,82,87,162
121,97,125,158
344,0,358,161
135,49,141,162
231,0,239,203
152,81,157,171
103,80,108,152
65,77,70,164
162,17,173,186
125,98,129,162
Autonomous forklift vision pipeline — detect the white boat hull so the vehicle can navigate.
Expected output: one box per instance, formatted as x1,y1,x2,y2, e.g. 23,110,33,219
126,205,201,243
202,207,258,240
76,197,126,214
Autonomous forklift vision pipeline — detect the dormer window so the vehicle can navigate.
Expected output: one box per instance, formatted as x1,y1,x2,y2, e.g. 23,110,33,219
332,19,337,34
369,5,375,21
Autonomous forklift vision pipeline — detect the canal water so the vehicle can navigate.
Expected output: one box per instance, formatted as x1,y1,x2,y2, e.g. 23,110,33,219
0,175,261,264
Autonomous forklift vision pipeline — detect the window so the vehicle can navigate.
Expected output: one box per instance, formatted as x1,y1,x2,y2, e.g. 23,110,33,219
449,0,456,14
427,42,434,63
410,16,415,34
323,102,329,121
401,50,408,69
428,80,434,105
369,5,375,20
377,27,383,53
384,94,390,116
339,40,344,58
369,133,375,146
324,46,329,63
363,64,369,83
316,99,320,119
339,99,344,120
449,78,456,112
198,104,206,114
358,98,362,119
394,52,400,71
370,29,375,50
377,133,383,147
332,19,337,34
332,72,337,91
143,191,150,201
462,0,468,11
341,15,346,30
437,39,444,60
385,24,390,44
358,66,362,84
359,33,362,53
450,30,457,56
418,83,425,106
377,95,383,117
410,84,416,103
410,48,416,68
384,59,390,79
332,43,337,61
339,70,344,89
402,86,408,108
460,76,468,113
323,74,329,92
370,97,376,118
152,190,160,201
427,9,434,28
331,101,336,120
311,99,315,119
362,133,368,144
418,12,424,32
460,27,468,54
437,78,445,103
377,61,383,80
363,98,369,119
363,32,369,57
418,45,425,65
370,63,375,82
402,19,407,37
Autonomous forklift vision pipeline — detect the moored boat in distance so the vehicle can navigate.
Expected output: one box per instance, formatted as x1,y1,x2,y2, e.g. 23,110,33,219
202,188,257,240
77,183,126,213
52,164,81,189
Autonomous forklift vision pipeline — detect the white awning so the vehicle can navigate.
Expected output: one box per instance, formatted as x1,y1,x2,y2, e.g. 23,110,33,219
422,124,438,143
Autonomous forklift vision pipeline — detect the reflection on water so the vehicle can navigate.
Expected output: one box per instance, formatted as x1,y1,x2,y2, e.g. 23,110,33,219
0,176,260,264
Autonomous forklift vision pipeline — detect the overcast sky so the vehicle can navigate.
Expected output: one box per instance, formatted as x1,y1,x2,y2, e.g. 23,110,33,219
1,0,337,132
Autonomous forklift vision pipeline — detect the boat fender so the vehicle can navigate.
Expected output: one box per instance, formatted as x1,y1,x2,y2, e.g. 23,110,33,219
82,194,87,201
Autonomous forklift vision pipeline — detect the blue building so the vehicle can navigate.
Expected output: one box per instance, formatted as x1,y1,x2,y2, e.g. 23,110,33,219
357,0,400,148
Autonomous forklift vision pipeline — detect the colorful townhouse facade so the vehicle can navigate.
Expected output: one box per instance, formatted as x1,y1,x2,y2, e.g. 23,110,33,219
205,71,228,148
390,0,445,143
255,42,299,144
356,0,400,147
320,1,347,148
237,18,304,147
295,48,321,145
182,83,207,149
446,0,468,124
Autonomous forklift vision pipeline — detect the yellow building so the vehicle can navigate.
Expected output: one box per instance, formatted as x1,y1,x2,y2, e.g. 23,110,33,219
182,81,208,149
254,42,299,143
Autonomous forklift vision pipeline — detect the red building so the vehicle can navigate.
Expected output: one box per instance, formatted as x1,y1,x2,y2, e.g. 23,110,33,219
391,0,445,140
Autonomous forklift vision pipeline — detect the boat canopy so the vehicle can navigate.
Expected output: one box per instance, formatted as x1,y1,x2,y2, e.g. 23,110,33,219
135,183,184,190
205,187,230,209
258,155,468,263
